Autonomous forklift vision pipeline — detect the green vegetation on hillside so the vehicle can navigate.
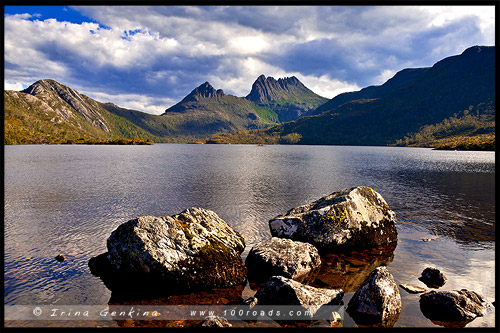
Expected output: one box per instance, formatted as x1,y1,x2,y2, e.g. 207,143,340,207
395,102,495,150
4,89,160,145
200,129,301,145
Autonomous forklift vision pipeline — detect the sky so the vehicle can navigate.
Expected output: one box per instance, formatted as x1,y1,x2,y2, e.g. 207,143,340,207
3,5,496,115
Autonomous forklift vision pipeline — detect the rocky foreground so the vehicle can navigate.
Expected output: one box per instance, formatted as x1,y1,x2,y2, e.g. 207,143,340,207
89,207,246,292
88,186,489,327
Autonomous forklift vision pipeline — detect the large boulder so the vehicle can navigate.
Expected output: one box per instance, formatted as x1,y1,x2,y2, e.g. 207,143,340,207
88,207,247,292
419,289,486,322
255,275,344,317
269,186,397,251
245,237,321,283
346,266,401,325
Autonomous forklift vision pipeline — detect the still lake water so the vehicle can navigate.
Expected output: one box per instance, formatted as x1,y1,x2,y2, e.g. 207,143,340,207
4,144,495,327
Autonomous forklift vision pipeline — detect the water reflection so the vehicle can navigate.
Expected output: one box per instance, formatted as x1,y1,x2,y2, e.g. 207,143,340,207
311,243,397,292
388,170,495,248
108,284,245,328
351,312,401,328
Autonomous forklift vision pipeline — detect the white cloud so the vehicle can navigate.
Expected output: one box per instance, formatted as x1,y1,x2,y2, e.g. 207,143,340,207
299,75,360,99
4,81,27,91
421,6,495,45
85,91,176,115
373,69,397,86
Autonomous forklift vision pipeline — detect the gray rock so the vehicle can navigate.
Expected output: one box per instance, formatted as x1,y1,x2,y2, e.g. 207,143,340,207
346,266,401,324
201,315,232,327
419,267,447,288
245,237,321,283
400,283,427,294
269,186,397,251
255,275,344,317
420,289,485,322
89,207,246,291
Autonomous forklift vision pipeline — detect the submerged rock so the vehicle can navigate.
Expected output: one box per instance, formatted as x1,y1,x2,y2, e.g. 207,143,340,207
201,315,232,327
245,237,321,283
88,207,246,292
314,242,397,292
400,283,427,294
418,267,447,288
420,289,485,322
269,186,397,251
346,266,401,325
255,275,344,317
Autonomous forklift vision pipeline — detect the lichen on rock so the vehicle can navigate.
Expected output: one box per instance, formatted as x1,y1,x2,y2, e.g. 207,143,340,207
346,266,401,326
89,207,247,292
245,237,321,283
269,186,397,251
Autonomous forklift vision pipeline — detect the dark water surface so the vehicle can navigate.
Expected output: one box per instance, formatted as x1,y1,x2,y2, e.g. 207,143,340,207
4,144,495,327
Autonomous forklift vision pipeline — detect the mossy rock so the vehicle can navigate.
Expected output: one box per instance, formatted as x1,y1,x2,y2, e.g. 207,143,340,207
89,207,247,294
269,186,397,252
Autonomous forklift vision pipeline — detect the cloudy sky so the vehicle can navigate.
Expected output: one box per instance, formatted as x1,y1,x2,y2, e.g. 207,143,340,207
4,5,495,114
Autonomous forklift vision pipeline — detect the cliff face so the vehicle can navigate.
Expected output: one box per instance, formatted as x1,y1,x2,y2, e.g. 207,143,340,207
245,75,328,122
246,75,304,103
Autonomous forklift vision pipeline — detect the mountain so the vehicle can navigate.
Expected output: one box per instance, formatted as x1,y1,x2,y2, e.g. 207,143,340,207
4,79,278,144
6,46,493,147
245,75,328,122
160,81,277,137
308,67,429,116
4,79,159,144
204,46,495,148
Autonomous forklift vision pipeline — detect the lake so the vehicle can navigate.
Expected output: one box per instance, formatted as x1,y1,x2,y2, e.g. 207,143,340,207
4,144,495,327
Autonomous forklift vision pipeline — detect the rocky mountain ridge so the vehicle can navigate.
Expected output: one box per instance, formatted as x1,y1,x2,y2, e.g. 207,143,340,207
245,74,329,122
7,75,320,144
22,79,110,131
5,46,494,148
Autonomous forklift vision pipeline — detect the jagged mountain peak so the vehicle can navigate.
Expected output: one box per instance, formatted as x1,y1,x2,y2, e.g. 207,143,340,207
244,74,327,121
246,74,314,104
163,81,230,114
252,74,302,88
173,81,226,105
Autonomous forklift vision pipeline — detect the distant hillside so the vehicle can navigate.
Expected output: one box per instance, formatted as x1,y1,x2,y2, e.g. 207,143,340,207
308,67,429,116
4,80,159,144
395,101,495,150
204,46,495,149
246,75,328,122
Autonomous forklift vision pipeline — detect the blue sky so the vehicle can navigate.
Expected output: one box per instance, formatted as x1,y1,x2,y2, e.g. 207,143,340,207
4,5,495,114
